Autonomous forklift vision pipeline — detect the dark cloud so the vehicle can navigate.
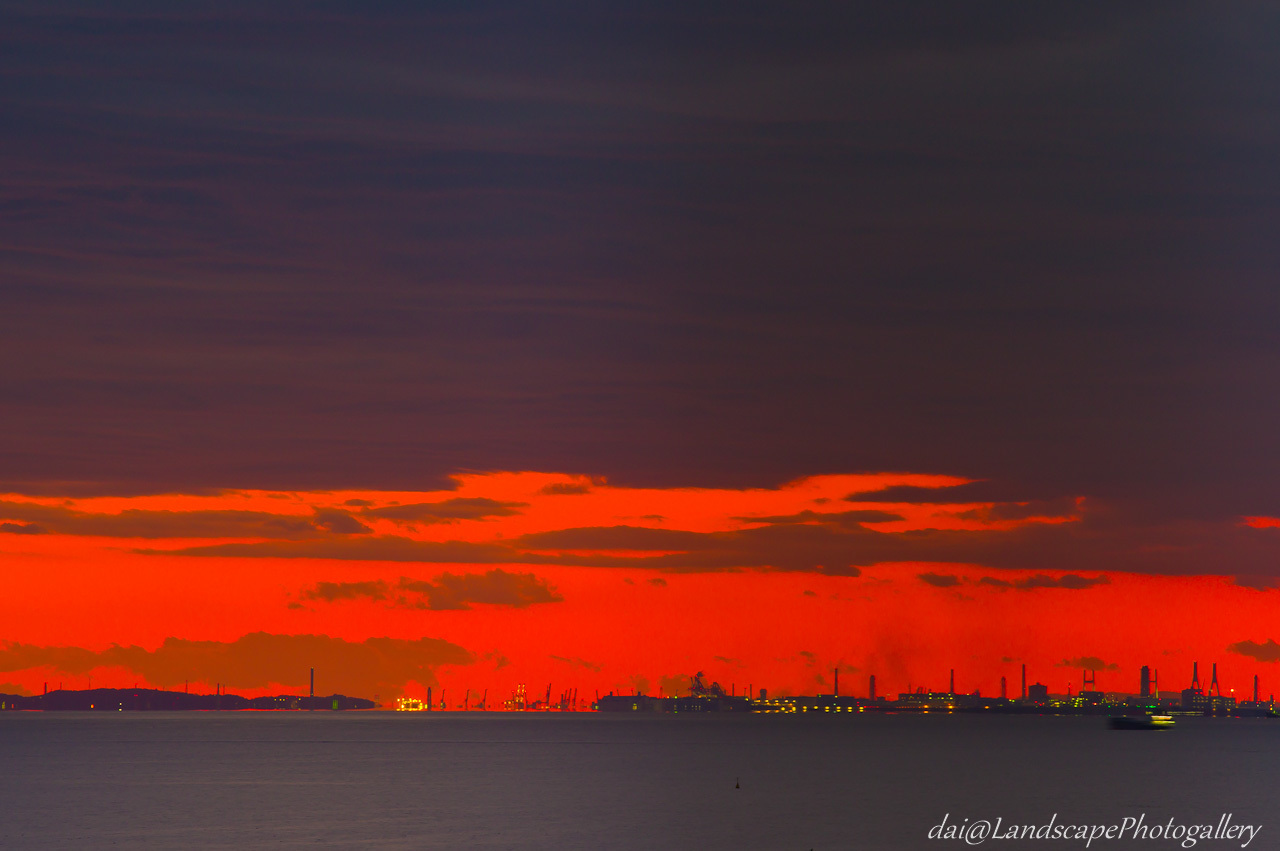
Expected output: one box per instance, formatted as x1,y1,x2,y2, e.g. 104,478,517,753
0,522,44,534
361,498,525,524
1232,575,1280,591
647,577,667,587
516,523,890,573
979,574,1110,591
734,509,905,525
312,508,373,535
0,500,324,539
297,570,562,610
846,483,994,504
1227,639,1280,663
956,499,1081,523
1056,656,1119,671
918,572,961,588
659,674,692,696
152,502,1277,579
516,525,712,552
0,482,227,498
483,650,511,670
0,632,473,697
300,580,390,603
398,569,563,610
155,536,518,562
550,655,602,672
0,0,1276,559
538,482,592,496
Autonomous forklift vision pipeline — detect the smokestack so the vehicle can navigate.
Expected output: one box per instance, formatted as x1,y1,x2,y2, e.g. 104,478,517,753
427,686,433,711
1192,661,1200,690
950,669,955,695
1000,676,1007,699
869,674,876,701
1255,674,1260,703
1140,665,1151,697
310,668,315,699
833,668,839,697
1021,664,1026,699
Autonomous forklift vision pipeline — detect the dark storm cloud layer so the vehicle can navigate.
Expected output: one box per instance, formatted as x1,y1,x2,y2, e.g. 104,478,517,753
3,3,1280,553
0,632,472,696
157,509,1280,580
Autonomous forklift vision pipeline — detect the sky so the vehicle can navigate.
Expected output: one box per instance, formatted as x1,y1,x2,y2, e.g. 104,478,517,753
2,1,1279,704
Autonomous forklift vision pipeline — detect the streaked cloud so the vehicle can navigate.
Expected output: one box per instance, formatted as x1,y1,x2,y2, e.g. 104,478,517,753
1228,639,1280,664
298,569,562,610
359,498,526,524
0,500,321,539
0,522,44,535
979,574,1110,591
918,572,960,588
550,655,602,672
1056,656,1119,671
398,570,562,610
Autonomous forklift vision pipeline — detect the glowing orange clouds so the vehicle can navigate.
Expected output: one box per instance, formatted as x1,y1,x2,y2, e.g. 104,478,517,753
1,472,1278,703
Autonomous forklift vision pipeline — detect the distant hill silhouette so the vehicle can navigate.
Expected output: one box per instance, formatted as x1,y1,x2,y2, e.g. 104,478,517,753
0,687,376,711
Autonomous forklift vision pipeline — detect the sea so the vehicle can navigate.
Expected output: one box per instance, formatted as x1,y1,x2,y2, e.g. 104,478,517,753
0,711,1273,850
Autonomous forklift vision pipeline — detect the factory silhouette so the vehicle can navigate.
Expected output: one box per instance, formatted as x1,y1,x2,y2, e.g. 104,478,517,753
2,662,1275,718
592,661,1277,717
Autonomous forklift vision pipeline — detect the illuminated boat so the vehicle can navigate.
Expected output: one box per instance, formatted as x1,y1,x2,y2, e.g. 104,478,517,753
1108,714,1174,730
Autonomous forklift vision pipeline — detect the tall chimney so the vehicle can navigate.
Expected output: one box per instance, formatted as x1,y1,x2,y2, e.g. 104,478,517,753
950,669,955,695
833,668,839,697
1000,676,1007,699
1021,664,1026,699
427,686,433,711
1254,674,1260,703
309,668,315,699
869,674,876,701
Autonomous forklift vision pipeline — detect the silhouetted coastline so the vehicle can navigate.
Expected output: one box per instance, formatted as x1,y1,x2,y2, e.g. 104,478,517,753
0,688,375,711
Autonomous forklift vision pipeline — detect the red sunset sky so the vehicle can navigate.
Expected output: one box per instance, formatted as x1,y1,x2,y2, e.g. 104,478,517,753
2,471,1277,702
2,4,1279,705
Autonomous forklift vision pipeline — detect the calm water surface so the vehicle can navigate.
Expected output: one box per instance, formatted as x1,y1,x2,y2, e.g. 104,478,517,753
0,712,1273,849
